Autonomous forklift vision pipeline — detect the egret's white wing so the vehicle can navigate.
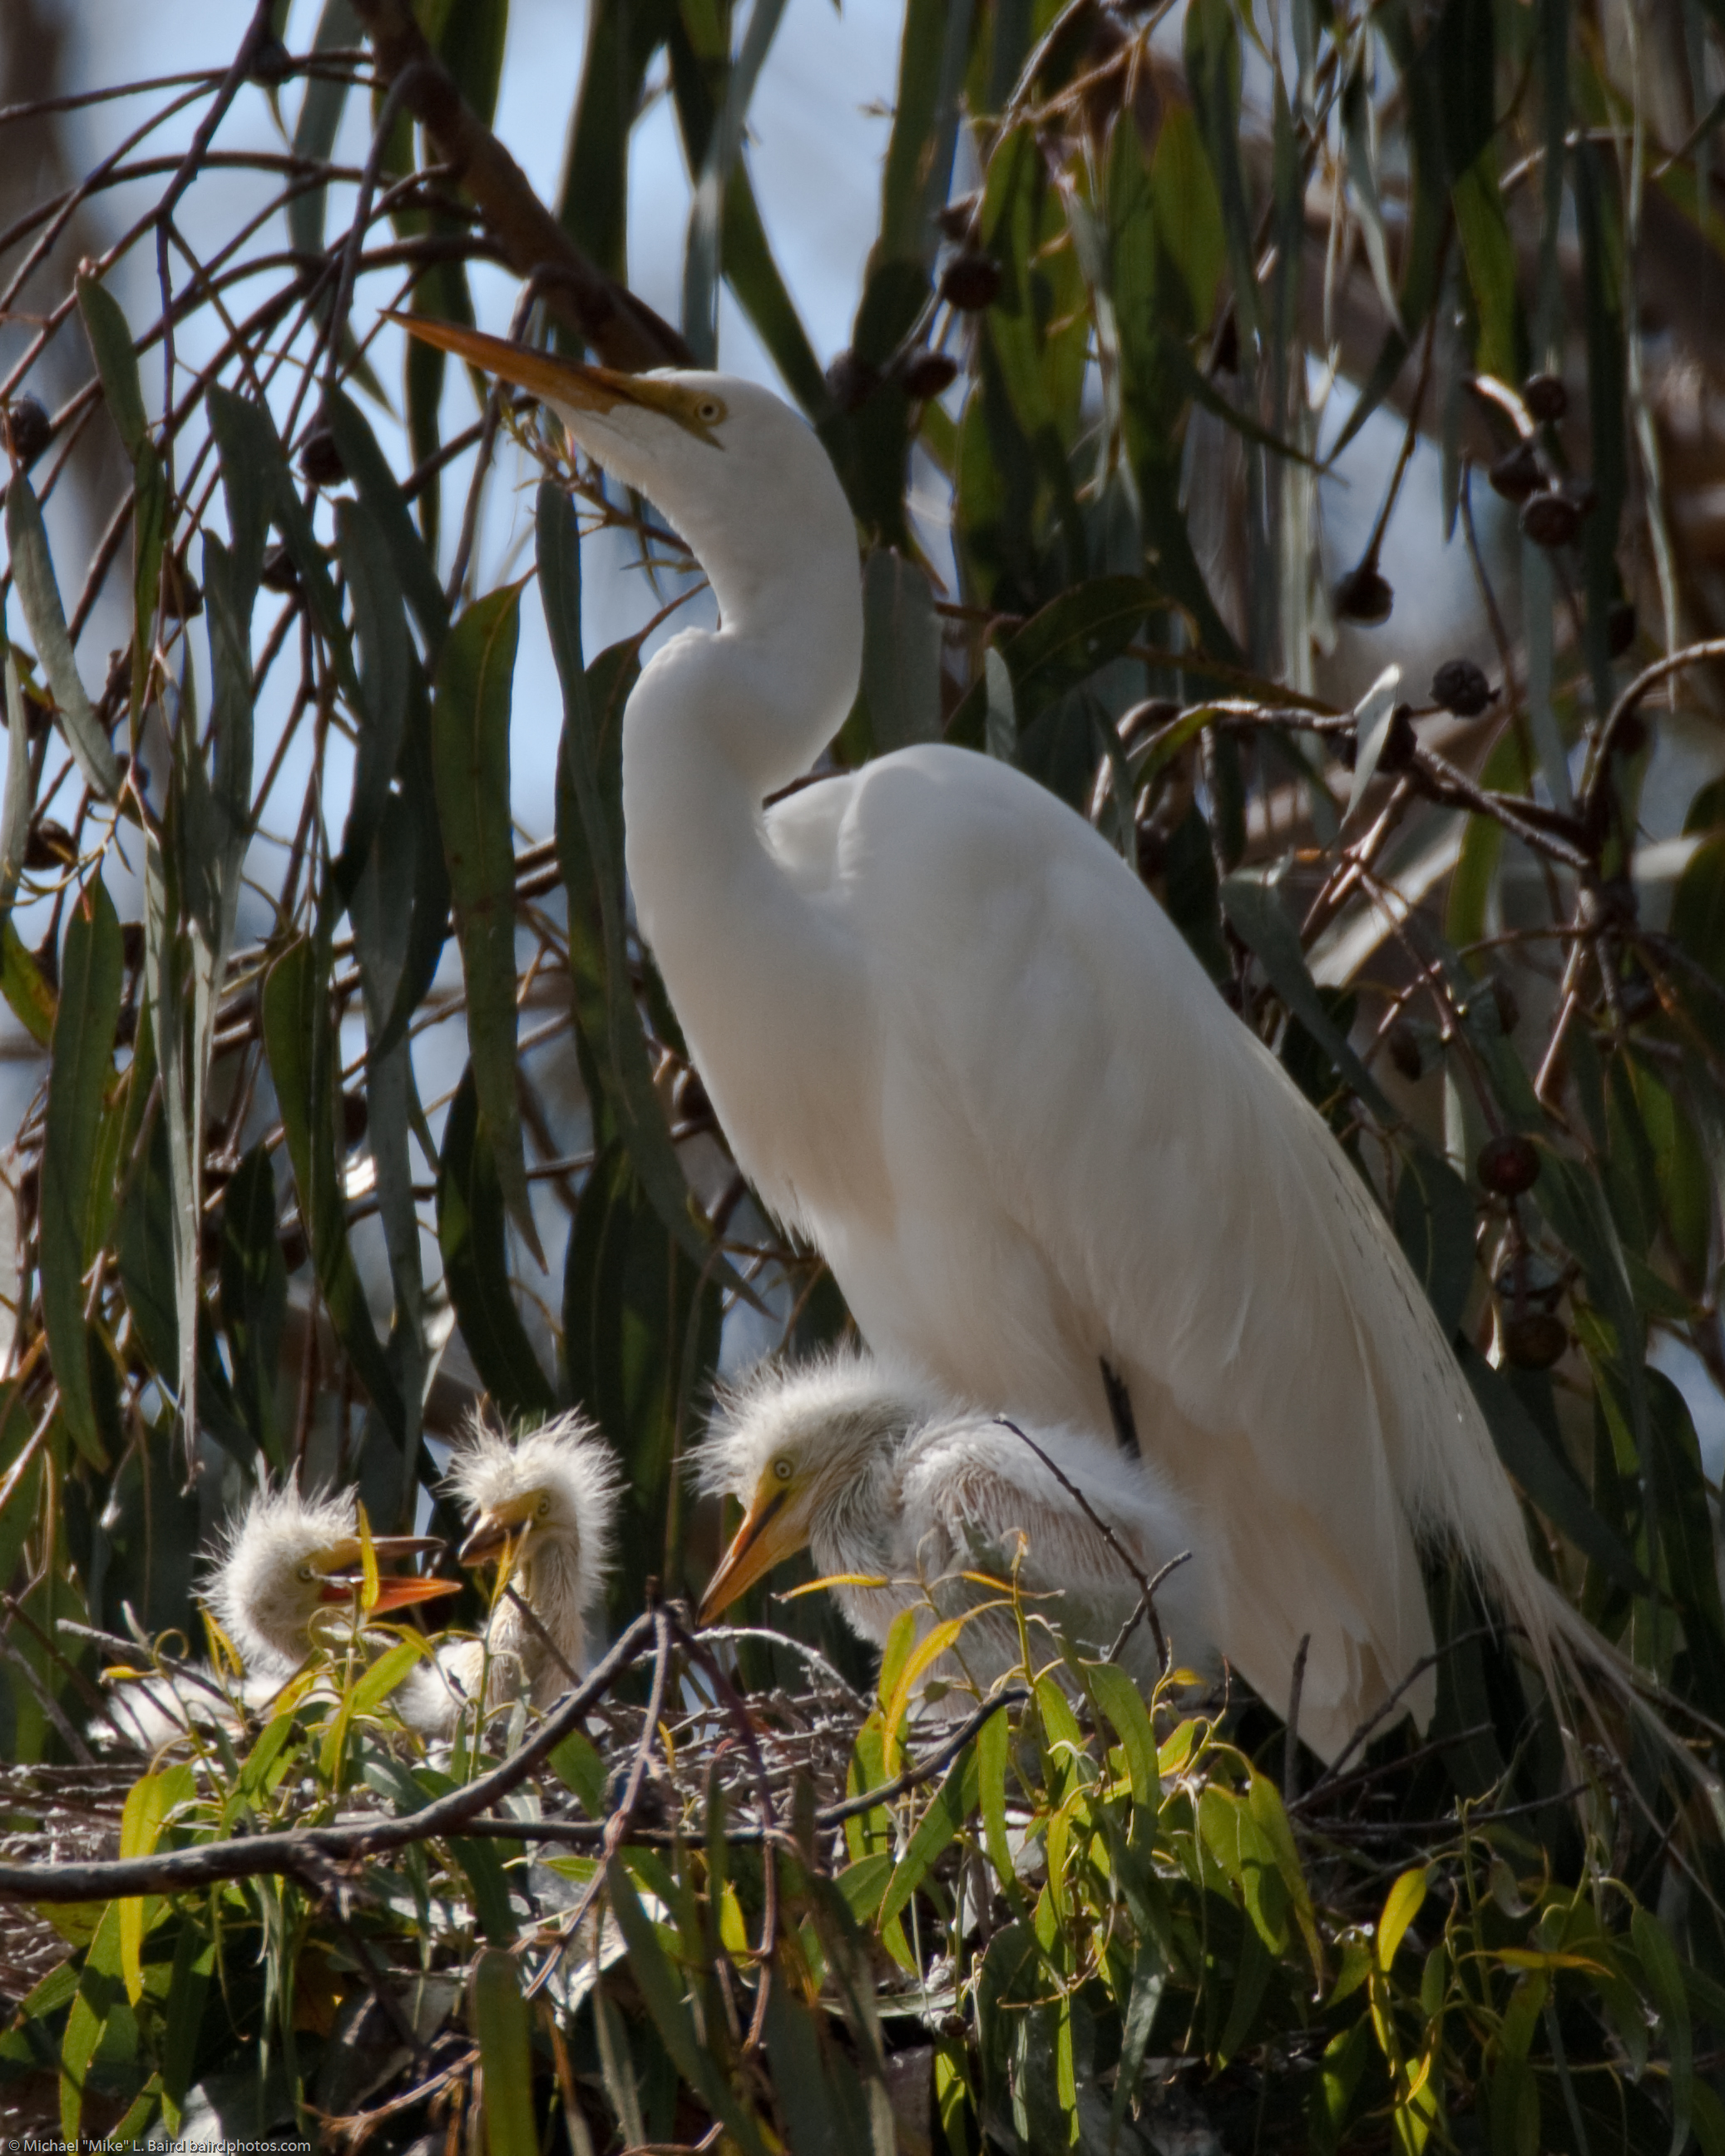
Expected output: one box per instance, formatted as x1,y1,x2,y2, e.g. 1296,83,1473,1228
812,746,1517,1761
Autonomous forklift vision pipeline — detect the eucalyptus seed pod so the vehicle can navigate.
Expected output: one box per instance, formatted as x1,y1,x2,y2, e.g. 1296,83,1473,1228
1503,1311,1567,1370
825,349,880,413
1522,373,1568,423
898,349,959,400
1488,441,1541,502
1476,1134,1540,1197
1335,565,1393,625
1431,658,1491,717
939,250,1003,311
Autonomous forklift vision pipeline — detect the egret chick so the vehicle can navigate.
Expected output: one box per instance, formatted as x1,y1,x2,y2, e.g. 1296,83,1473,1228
407,1412,622,1734
109,1486,454,1748
695,1352,1217,1696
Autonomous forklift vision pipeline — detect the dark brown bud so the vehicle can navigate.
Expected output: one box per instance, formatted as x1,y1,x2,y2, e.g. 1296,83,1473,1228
297,428,346,488
113,998,136,1047
824,349,880,414
161,568,203,621
279,1219,309,1272
1606,600,1636,658
1520,489,1583,549
1477,1133,1540,1197
1377,704,1416,772
936,194,981,243
247,32,294,85
1490,976,1520,1036
1386,1021,1423,1082
2,396,52,470
120,922,146,971
340,1090,368,1149
260,543,299,594
1488,441,1542,502
939,250,1003,312
1335,565,1393,626
1522,373,1568,423
674,1066,714,1129
23,820,74,870
1503,1311,1567,1370
898,349,959,401
1431,658,1492,718
1134,821,1168,883
11,684,52,740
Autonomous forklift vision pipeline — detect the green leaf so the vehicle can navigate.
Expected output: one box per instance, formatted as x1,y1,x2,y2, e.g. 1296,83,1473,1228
218,1144,287,1466
128,437,166,729
0,915,55,1043
205,385,357,701
288,0,362,262
432,581,541,1264
1088,1662,1159,1820
326,391,451,658
1377,1864,1429,1970
468,1946,539,2156
860,548,941,753
1220,875,1395,1121
76,270,149,458
0,654,34,913
437,1064,555,1418
605,1859,769,2156
42,874,122,1467
263,933,403,1439
1451,157,1524,385
1460,1343,1649,1595
333,497,410,895
949,577,1157,747
116,1763,194,2005
1632,1904,1692,2156
4,474,120,799
60,1901,125,2144
159,1919,213,2129
1393,1145,1477,1338
878,1741,981,1931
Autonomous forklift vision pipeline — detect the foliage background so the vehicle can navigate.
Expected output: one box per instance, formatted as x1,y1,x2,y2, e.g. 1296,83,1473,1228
3,0,1725,2145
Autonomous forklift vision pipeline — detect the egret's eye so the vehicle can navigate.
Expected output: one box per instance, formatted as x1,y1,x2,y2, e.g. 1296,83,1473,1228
773,1458,793,1483
696,397,723,424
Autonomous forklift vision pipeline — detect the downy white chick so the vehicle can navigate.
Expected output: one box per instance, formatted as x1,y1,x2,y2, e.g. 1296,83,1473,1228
695,1351,1217,1699
401,1411,622,1736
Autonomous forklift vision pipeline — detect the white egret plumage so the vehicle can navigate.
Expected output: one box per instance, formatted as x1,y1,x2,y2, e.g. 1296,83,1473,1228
111,1486,455,1747
398,314,1606,1766
695,1352,1218,1694
403,1412,622,1735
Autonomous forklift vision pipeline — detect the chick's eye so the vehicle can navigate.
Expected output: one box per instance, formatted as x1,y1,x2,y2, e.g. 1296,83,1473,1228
538,1496,551,1516
773,1458,793,1483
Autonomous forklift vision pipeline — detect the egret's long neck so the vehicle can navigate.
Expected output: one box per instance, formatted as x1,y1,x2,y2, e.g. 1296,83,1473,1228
620,535,867,1197
492,1540,586,1702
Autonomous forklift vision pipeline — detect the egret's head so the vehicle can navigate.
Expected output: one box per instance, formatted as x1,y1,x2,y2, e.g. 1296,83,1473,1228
387,315,858,637
205,1485,453,1668
447,1410,621,1610
694,1351,937,1624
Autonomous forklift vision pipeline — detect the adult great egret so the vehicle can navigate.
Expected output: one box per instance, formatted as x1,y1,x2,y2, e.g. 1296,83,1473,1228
399,314,1593,1766
401,1412,622,1735
695,1351,1217,1694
